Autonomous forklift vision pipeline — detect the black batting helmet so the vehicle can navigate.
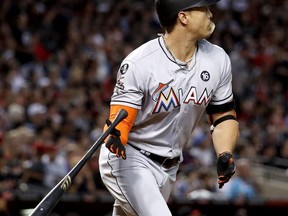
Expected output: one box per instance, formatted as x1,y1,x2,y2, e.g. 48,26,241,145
155,0,221,27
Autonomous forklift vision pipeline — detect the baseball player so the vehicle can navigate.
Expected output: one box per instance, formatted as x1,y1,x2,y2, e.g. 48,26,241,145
99,0,239,215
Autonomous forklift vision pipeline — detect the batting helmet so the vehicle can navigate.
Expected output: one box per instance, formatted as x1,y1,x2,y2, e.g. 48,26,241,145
155,0,221,27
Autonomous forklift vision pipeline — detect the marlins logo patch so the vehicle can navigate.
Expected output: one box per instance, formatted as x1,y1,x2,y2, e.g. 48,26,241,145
120,63,129,74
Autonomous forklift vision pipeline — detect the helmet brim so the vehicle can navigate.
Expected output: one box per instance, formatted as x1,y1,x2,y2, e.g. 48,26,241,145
182,0,221,11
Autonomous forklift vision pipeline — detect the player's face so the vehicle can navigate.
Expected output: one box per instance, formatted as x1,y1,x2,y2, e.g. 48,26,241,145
184,6,215,39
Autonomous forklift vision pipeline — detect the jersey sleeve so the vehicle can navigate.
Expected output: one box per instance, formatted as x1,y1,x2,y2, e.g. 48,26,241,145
210,52,233,105
110,61,144,109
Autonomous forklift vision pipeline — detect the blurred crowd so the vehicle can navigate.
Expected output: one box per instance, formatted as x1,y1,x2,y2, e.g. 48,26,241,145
0,0,287,215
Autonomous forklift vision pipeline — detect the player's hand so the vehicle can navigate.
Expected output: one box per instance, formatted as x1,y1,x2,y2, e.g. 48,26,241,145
216,152,236,189
105,119,126,159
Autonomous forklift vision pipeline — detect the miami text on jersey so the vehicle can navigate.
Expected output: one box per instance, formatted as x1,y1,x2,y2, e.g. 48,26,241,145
152,80,213,114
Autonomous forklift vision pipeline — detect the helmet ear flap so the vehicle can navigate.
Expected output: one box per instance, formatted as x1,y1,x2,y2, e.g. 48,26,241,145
155,0,174,27
157,13,178,28
155,0,179,28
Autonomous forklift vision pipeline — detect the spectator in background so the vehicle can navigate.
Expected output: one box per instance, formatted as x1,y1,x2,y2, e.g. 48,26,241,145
279,140,288,161
20,142,45,187
172,167,201,202
67,146,96,195
41,144,68,189
189,129,215,167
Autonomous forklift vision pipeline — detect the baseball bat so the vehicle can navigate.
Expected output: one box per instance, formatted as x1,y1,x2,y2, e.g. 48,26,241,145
29,108,128,216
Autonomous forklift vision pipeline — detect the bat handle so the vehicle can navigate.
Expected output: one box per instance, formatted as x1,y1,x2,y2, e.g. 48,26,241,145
111,108,128,125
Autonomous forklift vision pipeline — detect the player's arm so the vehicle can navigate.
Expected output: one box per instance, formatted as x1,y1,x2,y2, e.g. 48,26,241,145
210,109,239,155
103,105,138,159
207,101,239,188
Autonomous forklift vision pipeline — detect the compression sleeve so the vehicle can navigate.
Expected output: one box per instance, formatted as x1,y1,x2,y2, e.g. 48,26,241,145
104,105,138,145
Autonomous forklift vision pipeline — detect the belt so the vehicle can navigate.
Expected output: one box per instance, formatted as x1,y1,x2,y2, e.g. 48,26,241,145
130,145,180,168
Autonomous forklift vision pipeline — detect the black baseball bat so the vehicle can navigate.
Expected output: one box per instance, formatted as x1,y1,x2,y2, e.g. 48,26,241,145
29,109,128,216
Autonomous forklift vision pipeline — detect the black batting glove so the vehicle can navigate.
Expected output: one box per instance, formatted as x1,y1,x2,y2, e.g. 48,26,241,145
105,119,126,160
216,152,236,189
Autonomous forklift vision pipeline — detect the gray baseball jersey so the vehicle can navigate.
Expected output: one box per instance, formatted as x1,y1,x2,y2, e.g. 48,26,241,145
111,36,233,159
99,35,233,216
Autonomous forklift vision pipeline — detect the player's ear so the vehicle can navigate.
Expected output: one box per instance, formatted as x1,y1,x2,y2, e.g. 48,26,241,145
177,11,189,25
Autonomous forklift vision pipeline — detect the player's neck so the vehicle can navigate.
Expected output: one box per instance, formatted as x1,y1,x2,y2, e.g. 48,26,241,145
163,33,197,63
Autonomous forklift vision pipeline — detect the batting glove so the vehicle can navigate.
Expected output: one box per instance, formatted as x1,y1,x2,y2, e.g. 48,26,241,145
105,119,126,160
216,152,236,189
